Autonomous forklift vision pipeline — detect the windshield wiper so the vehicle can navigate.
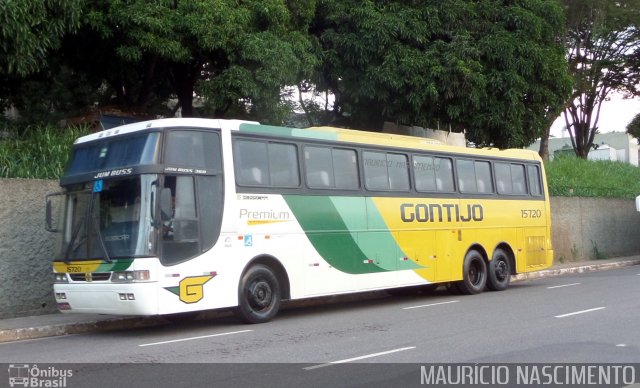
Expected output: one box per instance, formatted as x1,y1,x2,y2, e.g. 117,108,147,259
89,192,112,264
64,199,89,263
64,191,112,263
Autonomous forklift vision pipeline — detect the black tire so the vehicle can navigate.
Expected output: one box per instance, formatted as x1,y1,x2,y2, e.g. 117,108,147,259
487,248,511,291
456,250,487,295
236,264,281,324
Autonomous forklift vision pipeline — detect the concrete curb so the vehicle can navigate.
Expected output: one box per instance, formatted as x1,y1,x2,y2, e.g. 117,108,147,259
511,259,640,282
0,316,166,343
1,259,639,343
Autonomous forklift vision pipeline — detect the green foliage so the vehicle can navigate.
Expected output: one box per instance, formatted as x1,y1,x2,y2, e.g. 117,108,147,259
627,113,640,141
310,0,571,148
81,0,318,122
545,156,640,199
0,0,83,76
0,125,91,179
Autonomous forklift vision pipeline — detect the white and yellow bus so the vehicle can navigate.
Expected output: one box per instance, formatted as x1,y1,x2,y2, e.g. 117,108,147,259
48,118,553,323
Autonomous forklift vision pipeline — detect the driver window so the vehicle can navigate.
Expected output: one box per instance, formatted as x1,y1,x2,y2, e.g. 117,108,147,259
162,175,199,264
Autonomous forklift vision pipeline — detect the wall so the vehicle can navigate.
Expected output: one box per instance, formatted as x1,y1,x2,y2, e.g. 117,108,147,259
1,179,640,318
550,197,640,261
0,179,61,318
382,121,467,147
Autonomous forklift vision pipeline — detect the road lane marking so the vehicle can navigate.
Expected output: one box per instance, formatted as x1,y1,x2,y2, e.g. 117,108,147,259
138,329,252,347
304,346,416,370
402,300,459,310
554,307,605,318
547,283,581,289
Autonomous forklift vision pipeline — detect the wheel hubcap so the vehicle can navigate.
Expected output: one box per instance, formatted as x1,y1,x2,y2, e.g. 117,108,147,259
495,260,508,281
248,279,272,310
470,261,480,285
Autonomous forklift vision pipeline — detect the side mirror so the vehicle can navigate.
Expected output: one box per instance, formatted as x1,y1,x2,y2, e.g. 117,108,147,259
160,188,173,221
45,192,64,232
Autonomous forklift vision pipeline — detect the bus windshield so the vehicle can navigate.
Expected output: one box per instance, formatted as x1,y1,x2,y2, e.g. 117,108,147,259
61,175,157,261
65,132,160,176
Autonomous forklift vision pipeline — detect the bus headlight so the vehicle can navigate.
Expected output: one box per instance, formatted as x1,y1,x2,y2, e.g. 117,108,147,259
54,273,68,283
111,270,150,282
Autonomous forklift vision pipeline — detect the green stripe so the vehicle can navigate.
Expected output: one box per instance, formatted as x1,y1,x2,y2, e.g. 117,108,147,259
97,259,133,272
238,123,338,141
284,195,416,274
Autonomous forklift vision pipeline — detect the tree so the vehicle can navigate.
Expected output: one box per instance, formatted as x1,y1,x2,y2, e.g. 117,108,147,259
560,0,640,158
467,0,572,148
627,112,640,141
0,0,83,115
0,0,82,77
309,0,570,148
81,0,317,121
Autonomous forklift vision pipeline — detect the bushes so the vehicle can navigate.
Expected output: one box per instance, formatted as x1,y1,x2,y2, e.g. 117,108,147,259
0,125,91,179
545,156,640,199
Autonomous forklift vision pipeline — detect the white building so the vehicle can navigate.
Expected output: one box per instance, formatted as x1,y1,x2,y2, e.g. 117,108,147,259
528,132,639,166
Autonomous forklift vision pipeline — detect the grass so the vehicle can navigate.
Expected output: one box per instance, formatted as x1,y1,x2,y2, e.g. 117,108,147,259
0,125,92,179
545,156,640,199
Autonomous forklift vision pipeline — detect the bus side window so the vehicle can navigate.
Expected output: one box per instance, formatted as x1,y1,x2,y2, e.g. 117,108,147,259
414,155,437,192
475,161,493,194
456,159,476,193
512,164,526,194
305,146,334,188
268,143,299,187
387,153,409,191
333,149,359,189
528,164,543,196
234,140,268,186
436,157,454,192
495,162,512,194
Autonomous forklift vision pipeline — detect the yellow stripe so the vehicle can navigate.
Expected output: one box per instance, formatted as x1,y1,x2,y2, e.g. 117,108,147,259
247,220,291,226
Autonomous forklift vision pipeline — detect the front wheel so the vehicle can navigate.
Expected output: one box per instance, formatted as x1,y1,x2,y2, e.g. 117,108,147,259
456,250,487,295
236,264,281,324
487,248,511,291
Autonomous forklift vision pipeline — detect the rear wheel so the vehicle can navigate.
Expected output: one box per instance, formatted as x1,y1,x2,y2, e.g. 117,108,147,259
456,250,487,295
236,264,281,324
487,248,511,291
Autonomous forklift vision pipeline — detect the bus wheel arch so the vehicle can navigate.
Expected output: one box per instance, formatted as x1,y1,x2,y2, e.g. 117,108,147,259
456,246,487,295
236,256,290,324
487,244,514,291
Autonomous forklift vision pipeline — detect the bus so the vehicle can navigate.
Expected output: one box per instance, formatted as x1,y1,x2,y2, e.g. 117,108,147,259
47,118,553,323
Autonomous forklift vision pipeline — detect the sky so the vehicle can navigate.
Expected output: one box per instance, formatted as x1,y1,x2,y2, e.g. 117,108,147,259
550,94,640,138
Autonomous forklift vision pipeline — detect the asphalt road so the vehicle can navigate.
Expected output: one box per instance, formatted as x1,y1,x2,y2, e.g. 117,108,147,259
1,266,639,387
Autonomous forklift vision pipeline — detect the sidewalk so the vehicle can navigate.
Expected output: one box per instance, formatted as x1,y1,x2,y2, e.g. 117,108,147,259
1,256,639,343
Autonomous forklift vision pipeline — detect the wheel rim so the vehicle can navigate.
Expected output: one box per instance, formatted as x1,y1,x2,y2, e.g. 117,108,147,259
494,259,508,282
247,278,273,311
469,259,483,286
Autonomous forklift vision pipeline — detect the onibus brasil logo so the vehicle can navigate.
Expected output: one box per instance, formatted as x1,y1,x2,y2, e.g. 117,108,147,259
8,364,73,387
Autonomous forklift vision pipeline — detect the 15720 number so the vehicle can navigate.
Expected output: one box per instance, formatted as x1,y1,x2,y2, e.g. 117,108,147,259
521,209,542,218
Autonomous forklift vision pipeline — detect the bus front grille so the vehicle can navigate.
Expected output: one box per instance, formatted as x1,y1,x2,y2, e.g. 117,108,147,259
69,273,111,282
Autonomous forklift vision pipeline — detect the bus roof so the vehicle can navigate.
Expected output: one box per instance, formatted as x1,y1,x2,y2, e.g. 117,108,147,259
73,118,541,162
